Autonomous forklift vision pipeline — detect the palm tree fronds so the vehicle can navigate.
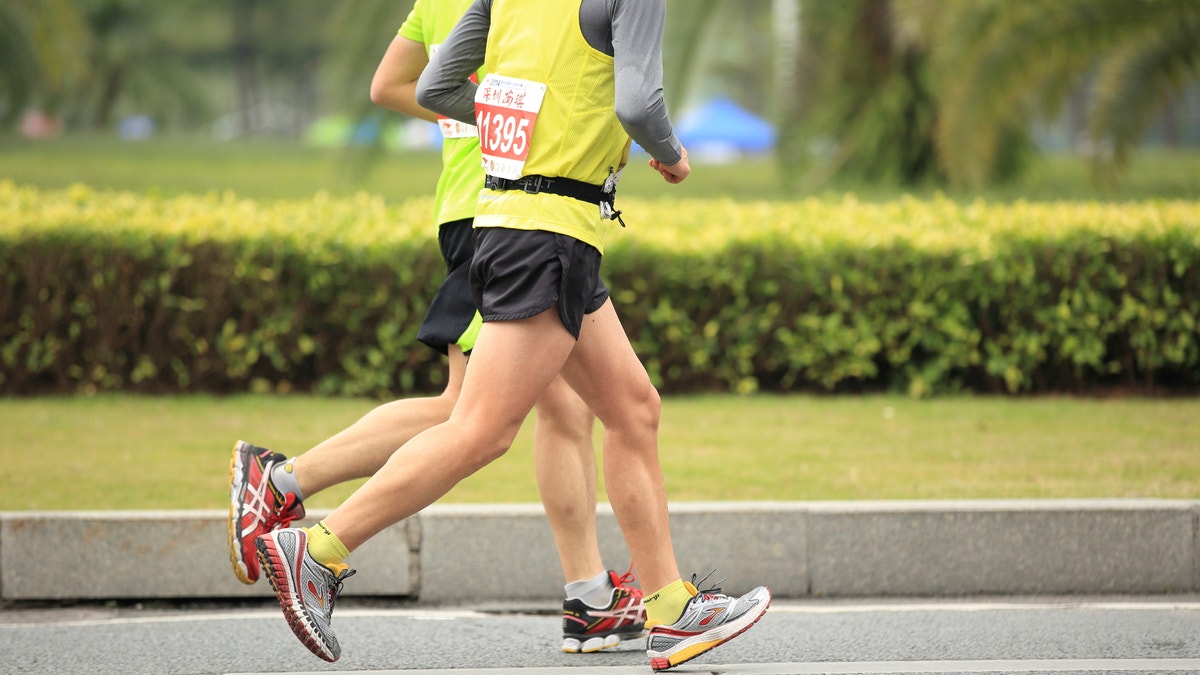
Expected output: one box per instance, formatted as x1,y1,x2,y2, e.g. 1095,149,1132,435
1088,15,1200,177
932,0,1198,188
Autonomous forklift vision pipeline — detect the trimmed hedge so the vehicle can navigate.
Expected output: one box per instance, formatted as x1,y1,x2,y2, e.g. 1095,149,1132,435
2,180,1198,396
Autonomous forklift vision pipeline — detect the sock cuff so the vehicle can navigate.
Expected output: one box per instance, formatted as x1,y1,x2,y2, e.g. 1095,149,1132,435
644,577,691,627
305,520,350,569
270,459,304,502
644,578,686,605
564,570,613,607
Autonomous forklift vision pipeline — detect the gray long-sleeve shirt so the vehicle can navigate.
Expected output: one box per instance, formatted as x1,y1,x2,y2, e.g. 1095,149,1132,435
416,0,683,165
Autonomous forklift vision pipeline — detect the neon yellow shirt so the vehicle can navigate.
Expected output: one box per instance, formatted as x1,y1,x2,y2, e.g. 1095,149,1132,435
399,0,483,226
473,0,631,253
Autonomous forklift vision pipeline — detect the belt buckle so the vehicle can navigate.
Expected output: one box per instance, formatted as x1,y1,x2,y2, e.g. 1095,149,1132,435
522,176,548,194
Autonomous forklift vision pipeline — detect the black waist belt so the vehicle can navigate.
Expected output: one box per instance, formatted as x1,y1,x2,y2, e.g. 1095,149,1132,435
484,174,610,206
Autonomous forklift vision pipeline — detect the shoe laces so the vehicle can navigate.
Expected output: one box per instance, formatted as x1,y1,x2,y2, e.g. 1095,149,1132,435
613,563,638,588
327,566,356,614
689,570,726,600
268,490,305,528
613,563,643,598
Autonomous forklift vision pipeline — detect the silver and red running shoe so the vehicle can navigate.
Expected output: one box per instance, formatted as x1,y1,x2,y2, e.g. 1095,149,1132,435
227,440,305,584
561,567,647,653
645,572,771,671
255,527,356,662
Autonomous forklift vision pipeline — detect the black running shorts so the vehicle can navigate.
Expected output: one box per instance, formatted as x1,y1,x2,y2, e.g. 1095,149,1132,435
469,227,610,339
417,219,481,354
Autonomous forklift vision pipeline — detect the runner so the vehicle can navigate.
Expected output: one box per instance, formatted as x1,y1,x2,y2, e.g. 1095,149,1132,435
227,0,644,657
253,0,771,670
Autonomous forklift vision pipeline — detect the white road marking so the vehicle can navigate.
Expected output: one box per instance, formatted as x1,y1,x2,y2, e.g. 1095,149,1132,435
4,599,1200,628
224,659,1200,675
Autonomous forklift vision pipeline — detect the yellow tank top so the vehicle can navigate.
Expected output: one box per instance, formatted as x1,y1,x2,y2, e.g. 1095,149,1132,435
398,0,483,227
473,0,630,253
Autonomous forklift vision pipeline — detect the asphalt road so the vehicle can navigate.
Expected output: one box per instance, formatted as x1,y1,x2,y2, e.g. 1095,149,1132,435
2,596,1199,674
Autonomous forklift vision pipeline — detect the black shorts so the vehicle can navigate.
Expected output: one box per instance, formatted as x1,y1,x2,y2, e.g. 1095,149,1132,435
417,219,481,354
469,227,609,339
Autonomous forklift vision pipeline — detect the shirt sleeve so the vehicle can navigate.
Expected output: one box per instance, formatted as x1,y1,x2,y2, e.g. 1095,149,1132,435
610,0,682,165
397,0,423,42
415,0,490,125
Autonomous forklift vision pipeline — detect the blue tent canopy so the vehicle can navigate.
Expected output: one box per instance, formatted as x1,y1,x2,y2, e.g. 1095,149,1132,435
676,97,775,154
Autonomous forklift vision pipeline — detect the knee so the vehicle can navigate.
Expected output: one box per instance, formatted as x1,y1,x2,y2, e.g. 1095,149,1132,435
465,442,509,473
639,382,662,431
456,417,521,471
536,393,595,442
432,389,460,420
610,379,660,436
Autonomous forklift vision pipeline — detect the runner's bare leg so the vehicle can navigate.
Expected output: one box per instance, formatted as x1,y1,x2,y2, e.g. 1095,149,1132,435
319,309,578,550
557,299,680,594
288,346,468,496
535,377,604,583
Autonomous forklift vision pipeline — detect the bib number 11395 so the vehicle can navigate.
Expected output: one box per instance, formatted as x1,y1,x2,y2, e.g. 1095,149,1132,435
474,74,547,180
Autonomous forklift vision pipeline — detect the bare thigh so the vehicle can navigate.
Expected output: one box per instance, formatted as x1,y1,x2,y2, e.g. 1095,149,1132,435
558,299,659,433
449,308,582,451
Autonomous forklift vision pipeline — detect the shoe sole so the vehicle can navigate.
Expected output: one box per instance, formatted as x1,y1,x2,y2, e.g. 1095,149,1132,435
562,628,646,653
227,441,256,584
647,588,772,672
255,532,340,662
227,441,256,585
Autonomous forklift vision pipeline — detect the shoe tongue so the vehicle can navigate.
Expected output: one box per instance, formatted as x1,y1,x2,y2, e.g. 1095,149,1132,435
323,561,350,576
683,581,699,596
282,494,305,518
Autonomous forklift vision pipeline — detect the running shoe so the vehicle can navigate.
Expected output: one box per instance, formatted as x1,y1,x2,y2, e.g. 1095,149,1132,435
228,440,305,584
645,572,771,671
562,567,647,653
255,527,356,662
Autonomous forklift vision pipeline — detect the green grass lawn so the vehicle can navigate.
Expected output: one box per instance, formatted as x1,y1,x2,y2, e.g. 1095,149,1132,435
0,393,1196,511
4,135,1200,203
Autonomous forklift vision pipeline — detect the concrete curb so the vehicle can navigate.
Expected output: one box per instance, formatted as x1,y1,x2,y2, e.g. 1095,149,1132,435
2,500,1197,602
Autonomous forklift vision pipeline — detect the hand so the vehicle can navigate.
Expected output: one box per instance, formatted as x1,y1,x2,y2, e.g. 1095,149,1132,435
649,147,690,184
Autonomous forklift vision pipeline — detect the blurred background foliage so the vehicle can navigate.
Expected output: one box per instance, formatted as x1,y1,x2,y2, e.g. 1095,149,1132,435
3,0,1199,193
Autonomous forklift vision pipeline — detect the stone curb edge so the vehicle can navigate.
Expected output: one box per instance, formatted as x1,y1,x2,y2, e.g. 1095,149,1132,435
2,500,1197,602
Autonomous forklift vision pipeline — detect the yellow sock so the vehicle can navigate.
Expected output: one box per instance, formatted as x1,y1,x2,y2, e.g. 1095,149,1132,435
305,520,350,573
643,578,697,627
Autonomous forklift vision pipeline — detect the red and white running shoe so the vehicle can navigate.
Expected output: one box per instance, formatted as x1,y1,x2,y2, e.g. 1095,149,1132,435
227,440,305,584
561,567,647,653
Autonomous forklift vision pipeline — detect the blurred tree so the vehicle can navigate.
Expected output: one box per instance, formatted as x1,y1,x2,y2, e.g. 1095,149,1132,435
1,0,221,131
662,0,971,189
925,0,1200,188
664,0,809,186
323,0,415,120
320,0,421,174
790,0,956,188
0,0,89,124
663,0,721,113
2,0,335,135
771,0,805,183
670,0,1200,191
226,0,332,137
231,0,260,133
67,0,214,129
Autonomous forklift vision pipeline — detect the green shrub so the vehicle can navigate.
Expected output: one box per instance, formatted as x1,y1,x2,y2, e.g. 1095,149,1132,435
607,197,1200,395
2,181,1197,396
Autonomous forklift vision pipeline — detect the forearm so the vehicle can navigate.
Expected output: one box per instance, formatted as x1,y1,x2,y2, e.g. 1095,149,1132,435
371,81,435,123
611,0,682,165
370,35,437,123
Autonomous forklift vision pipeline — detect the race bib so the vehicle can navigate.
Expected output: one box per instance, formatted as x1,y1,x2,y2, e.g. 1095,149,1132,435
438,113,478,140
429,44,478,139
474,74,547,180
